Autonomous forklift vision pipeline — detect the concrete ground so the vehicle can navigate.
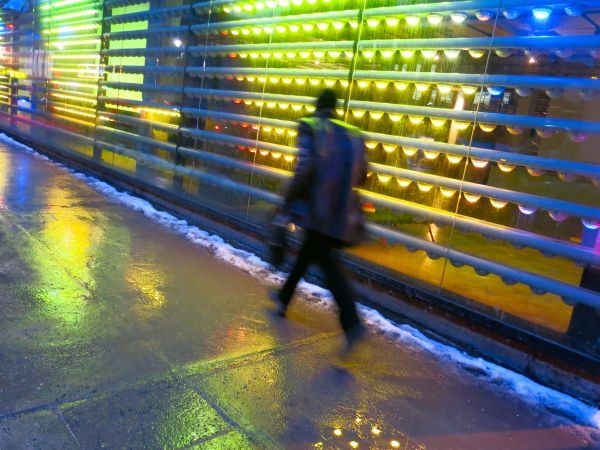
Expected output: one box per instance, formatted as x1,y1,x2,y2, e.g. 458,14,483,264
0,139,598,450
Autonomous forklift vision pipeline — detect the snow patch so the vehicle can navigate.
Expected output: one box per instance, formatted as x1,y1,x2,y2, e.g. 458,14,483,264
2,132,599,431
359,305,600,429
0,133,51,161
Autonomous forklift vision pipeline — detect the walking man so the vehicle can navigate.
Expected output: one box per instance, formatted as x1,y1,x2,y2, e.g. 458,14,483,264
270,89,368,347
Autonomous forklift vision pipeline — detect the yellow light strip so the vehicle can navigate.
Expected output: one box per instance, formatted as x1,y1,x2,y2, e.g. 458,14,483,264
142,107,180,117
53,39,101,47
51,92,98,104
40,0,91,10
50,54,101,59
50,88,97,98
43,9,98,22
51,79,98,89
52,105,97,119
51,69,101,79
52,112,99,127
105,104,180,118
43,24,100,34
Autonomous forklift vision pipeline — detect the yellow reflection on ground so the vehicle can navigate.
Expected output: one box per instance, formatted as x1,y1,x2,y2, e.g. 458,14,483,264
197,325,285,438
32,184,105,328
126,263,166,318
317,415,426,449
0,150,8,208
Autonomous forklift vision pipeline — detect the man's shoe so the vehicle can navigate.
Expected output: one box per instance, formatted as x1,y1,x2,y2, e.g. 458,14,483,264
344,322,367,351
268,288,288,318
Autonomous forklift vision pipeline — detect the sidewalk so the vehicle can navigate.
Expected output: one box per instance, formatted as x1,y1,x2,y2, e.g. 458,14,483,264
0,136,598,449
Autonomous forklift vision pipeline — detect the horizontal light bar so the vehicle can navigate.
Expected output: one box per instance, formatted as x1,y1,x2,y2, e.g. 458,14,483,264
190,9,359,33
40,0,93,10
50,79,99,89
42,9,98,22
179,86,600,134
50,54,101,59
96,125,177,151
99,111,179,130
362,0,597,17
103,25,187,40
193,66,600,92
50,92,98,103
51,105,97,119
104,4,190,24
43,24,101,33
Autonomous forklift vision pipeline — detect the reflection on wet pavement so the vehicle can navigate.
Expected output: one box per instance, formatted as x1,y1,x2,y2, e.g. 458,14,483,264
0,141,598,449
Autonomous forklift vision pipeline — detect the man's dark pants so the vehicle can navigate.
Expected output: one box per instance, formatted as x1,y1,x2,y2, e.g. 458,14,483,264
279,229,361,333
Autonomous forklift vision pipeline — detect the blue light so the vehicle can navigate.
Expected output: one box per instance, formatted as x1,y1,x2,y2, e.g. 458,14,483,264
17,97,32,110
487,86,505,96
0,25,4,31
532,7,552,20
502,9,521,20
564,5,583,16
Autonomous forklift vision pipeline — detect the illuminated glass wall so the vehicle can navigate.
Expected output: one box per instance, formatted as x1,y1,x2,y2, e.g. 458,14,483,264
0,0,102,155
1,0,599,358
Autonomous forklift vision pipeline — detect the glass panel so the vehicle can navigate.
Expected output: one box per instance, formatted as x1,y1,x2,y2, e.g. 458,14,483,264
441,1,600,353
344,0,495,299
242,0,359,225
0,0,598,359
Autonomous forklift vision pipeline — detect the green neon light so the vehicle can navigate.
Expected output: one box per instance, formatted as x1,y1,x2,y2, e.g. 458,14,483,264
42,9,97,22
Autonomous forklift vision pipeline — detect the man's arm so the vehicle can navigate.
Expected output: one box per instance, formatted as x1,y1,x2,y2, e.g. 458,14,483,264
283,120,315,208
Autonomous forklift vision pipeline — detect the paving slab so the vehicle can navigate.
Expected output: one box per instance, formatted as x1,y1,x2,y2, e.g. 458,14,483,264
59,378,236,449
0,410,77,450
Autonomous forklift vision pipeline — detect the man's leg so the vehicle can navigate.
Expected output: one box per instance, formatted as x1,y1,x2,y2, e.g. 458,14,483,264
279,230,318,305
316,236,361,333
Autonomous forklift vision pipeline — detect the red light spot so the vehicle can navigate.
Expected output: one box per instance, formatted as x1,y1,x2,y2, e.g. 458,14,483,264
214,124,221,131
362,202,376,213
228,53,237,58
221,31,229,36
226,76,234,80
240,123,249,128
7,24,14,29
233,99,242,104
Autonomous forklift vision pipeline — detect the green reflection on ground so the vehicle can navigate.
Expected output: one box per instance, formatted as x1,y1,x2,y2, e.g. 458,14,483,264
190,430,257,449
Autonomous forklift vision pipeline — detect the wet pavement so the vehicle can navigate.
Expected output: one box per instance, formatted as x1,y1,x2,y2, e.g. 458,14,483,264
0,140,598,450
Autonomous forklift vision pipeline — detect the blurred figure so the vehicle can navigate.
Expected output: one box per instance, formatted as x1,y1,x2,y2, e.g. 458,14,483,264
270,89,368,348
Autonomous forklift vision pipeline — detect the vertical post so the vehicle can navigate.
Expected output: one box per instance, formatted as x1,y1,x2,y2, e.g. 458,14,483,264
93,0,108,162
567,230,600,356
172,13,192,193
